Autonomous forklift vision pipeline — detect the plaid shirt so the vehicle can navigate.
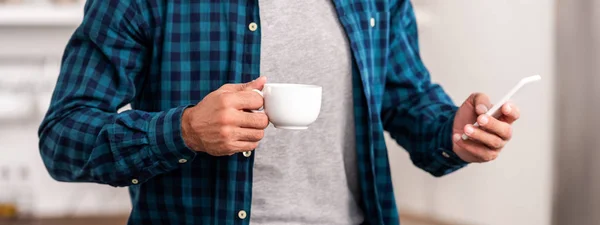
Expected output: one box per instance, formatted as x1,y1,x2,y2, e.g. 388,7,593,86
38,0,469,224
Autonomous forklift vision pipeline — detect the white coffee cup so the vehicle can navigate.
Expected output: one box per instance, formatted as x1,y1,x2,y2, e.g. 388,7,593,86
253,83,322,130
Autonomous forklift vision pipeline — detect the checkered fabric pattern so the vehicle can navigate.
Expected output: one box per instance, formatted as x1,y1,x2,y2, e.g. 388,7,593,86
38,0,468,224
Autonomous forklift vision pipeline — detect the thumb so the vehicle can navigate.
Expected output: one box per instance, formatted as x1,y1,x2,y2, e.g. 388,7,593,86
219,76,267,92
238,76,267,91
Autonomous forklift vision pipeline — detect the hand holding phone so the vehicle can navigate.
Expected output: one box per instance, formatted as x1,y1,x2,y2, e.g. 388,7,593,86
461,75,541,140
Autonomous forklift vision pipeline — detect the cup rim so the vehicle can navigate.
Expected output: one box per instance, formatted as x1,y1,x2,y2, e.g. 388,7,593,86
264,83,322,89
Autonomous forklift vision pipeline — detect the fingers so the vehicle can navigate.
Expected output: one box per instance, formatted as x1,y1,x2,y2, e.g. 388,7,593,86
210,127,262,156
476,104,490,115
233,128,265,142
471,93,492,114
500,102,520,124
236,111,270,129
476,114,512,140
226,141,260,153
241,76,267,91
453,134,499,163
220,91,264,110
226,129,263,154
220,76,267,92
462,124,506,150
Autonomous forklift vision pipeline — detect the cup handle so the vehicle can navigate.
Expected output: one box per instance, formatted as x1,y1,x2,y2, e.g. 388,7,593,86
251,89,264,113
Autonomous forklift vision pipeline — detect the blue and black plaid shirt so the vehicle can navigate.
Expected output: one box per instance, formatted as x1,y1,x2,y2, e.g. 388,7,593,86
38,0,469,224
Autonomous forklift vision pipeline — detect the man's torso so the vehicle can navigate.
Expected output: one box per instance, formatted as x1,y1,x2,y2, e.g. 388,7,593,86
251,0,363,224
118,0,397,224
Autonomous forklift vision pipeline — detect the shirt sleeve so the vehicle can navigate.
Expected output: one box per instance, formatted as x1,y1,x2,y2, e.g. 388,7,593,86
38,0,196,187
382,1,469,177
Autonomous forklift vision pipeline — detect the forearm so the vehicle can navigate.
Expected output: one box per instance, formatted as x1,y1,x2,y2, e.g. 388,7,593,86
38,105,195,187
382,86,466,176
384,0,468,176
34,0,194,186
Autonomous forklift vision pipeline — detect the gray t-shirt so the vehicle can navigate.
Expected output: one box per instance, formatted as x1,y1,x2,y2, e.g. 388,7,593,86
251,0,365,224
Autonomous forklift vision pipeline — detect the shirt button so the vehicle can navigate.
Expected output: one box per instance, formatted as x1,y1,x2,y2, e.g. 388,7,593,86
242,151,252,157
131,179,139,185
248,22,258,31
237,210,247,219
370,17,375,27
178,159,187,164
442,151,450,158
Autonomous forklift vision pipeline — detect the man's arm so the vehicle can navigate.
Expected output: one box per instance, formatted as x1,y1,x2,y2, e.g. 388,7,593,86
382,1,469,177
38,0,195,187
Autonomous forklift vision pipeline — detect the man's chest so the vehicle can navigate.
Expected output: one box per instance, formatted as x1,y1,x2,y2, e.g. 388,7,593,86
137,0,398,110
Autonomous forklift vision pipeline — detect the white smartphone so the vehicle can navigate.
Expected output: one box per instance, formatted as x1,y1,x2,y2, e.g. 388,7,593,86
461,74,542,140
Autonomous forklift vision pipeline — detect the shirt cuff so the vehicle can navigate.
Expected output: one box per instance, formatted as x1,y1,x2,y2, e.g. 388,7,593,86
432,109,469,168
147,105,197,171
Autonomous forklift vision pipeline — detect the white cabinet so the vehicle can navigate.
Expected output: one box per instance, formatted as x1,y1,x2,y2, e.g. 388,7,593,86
0,3,132,217
0,59,40,121
37,59,60,117
0,59,42,90
0,92,33,121
0,5,83,26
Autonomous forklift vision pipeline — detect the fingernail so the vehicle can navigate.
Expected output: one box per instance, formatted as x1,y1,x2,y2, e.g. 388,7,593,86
505,104,512,113
476,104,488,114
465,125,474,135
478,115,489,125
453,134,461,142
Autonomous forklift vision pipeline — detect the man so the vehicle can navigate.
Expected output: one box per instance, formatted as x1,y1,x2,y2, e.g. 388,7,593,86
38,0,520,224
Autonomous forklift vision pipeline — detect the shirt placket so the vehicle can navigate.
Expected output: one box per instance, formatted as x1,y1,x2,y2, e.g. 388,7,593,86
235,1,261,224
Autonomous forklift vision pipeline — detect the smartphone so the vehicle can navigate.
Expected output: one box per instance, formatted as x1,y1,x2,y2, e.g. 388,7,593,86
462,74,541,140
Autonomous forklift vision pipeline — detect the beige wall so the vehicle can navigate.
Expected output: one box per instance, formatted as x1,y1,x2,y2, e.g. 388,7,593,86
389,1,556,225
553,1,600,224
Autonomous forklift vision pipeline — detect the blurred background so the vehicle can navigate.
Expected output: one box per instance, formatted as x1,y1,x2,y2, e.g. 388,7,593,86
0,0,596,224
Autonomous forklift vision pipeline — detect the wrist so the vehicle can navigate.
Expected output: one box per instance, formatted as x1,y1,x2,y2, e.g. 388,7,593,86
181,107,196,151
